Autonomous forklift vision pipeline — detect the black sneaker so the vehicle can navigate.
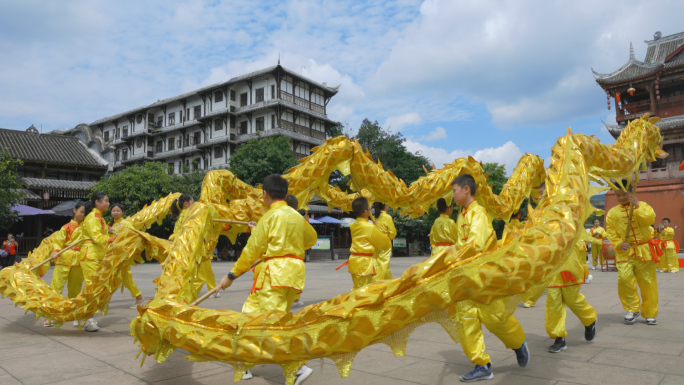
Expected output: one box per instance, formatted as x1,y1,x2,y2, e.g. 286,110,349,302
585,321,596,341
548,337,566,353
513,341,530,367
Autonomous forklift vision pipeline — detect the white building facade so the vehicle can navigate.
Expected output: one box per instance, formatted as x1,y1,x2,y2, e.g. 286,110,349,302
57,64,339,174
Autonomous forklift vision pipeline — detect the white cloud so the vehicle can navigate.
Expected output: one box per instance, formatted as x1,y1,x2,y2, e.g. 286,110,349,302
384,112,422,131
419,126,447,141
404,139,523,175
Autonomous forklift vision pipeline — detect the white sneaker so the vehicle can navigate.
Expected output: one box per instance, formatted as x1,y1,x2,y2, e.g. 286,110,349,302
656,269,662,273
43,319,54,327
292,300,305,307
211,292,221,298
522,303,532,308
83,318,100,332
646,318,658,325
624,312,639,323
591,266,596,270
242,370,253,380
73,320,79,327
586,275,593,283
294,365,313,385
671,271,677,274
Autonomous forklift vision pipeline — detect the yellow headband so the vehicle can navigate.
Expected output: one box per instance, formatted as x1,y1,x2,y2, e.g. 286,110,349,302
176,200,181,211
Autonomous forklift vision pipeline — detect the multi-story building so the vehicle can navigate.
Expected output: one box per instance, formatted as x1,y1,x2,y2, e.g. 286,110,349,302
57,64,339,174
593,30,684,250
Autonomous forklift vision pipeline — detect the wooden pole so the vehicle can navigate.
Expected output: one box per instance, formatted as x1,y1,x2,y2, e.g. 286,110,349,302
189,260,262,307
30,239,86,272
213,219,252,226
623,175,637,243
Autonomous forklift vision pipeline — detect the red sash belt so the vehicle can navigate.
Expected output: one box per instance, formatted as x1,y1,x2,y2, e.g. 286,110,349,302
335,253,373,270
435,242,453,247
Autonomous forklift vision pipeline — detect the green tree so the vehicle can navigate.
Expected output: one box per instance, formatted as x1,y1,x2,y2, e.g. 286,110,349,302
229,134,297,186
481,163,509,239
0,148,24,229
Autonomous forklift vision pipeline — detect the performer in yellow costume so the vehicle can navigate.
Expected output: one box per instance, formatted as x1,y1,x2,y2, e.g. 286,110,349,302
79,192,115,332
372,202,397,279
451,175,529,382
660,218,678,273
45,201,86,327
346,197,391,290
110,203,145,308
219,174,317,385
546,240,597,353
589,219,606,270
504,209,546,308
170,194,219,299
605,180,658,325
429,198,458,258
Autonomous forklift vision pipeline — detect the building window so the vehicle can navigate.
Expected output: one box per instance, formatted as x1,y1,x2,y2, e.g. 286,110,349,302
116,127,120,139
168,138,174,150
194,105,201,119
230,90,236,101
115,150,120,162
256,117,264,131
215,119,223,131
156,141,163,153
122,149,128,161
123,126,128,137
168,112,175,125
240,121,248,135
272,114,276,129
184,134,189,147
148,113,154,123
104,131,109,142
177,138,182,148
157,116,163,127
214,147,223,158
184,159,190,172
168,163,174,175
230,115,236,128
271,85,275,99
214,90,223,103
193,131,201,145
255,88,264,103
240,92,248,107
194,158,201,170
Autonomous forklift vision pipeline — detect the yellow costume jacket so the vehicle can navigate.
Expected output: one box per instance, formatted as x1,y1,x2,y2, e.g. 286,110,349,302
548,240,586,288
112,217,134,230
590,226,606,242
349,218,391,276
661,226,676,251
456,201,493,250
375,212,397,241
606,203,656,263
230,201,317,292
52,220,84,267
81,209,113,261
430,214,458,250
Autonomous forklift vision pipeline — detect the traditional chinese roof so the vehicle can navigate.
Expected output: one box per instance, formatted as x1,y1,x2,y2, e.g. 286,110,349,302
592,31,684,85
90,64,341,126
20,177,96,191
0,127,108,168
602,115,684,136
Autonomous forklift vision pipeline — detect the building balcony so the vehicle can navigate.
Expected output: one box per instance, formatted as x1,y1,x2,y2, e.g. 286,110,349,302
639,162,684,181
616,95,684,124
196,133,236,148
121,151,155,164
235,127,325,146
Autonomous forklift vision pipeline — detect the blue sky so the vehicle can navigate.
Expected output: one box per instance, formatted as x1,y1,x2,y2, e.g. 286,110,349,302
1,0,682,173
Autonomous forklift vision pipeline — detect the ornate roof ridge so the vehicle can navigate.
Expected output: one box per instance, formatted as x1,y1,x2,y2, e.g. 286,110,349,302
645,31,684,45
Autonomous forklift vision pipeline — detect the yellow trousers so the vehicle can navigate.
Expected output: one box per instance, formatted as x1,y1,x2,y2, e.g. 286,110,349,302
617,259,658,318
50,265,84,298
591,243,602,267
122,265,141,298
351,274,375,290
243,272,298,314
80,260,101,287
660,250,679,273
375,249,393,280
545,285,596,339
192,260,217,296
520,284,546,307
455,298,526,366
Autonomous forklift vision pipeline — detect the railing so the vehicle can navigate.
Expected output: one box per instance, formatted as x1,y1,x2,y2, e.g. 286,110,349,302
294,153,307,160
294,96,309,109
312,130,326,140
279,90,293,103
617,99,651,122
281,120,295,131
311,104,325,114
295,124,309,136
640,162,684,181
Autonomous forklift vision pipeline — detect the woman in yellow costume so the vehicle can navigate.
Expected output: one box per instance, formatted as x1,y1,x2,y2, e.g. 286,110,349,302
110,203,145,307
606,180,658,325
429,198,458,258
545,240,597,353
659,218,679,273
346,197,391,290
452,175,529,382
372,202,397,279
170,194,219,299
589,219,606,270
44,201,87,328
79,192,116,332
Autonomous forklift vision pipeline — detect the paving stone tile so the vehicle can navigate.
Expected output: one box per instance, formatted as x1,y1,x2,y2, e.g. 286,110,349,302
1,350,112,385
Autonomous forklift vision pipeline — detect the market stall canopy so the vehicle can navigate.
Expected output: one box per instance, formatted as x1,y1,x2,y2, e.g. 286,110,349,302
50,200,82,216
308,217,323,224
11,204,56,216
315,216,344,224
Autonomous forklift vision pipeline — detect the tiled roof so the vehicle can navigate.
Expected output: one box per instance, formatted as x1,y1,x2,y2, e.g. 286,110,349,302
593,32,684,84
21,177,95,191
11,188,42,200
602,115,684,136
90,64,341,126
0,128,108,168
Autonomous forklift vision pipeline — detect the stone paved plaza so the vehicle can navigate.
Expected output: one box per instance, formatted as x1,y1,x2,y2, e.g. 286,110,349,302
1,256,684,385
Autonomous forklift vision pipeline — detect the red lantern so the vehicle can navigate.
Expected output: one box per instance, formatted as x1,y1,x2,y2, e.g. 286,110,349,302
628,87,636,96
616,93,621,103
